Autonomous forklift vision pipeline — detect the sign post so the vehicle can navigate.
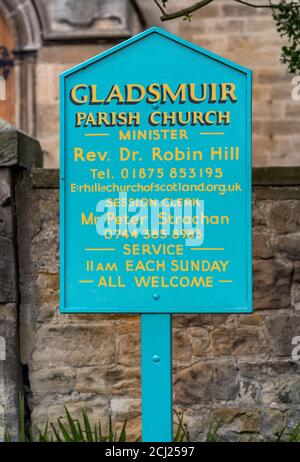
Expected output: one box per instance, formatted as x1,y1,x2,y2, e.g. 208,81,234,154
141,314,172,441
60,27,252,442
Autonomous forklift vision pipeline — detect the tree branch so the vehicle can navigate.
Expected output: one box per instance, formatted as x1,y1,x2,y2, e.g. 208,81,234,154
153,0,281,22
153,0,167,15
156,0,215,22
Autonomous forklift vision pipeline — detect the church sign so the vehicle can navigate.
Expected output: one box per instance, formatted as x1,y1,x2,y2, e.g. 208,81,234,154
60,27,252,315
60,27,252,441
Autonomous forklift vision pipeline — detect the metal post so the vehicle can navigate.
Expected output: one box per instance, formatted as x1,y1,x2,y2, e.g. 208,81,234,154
141,313,173,442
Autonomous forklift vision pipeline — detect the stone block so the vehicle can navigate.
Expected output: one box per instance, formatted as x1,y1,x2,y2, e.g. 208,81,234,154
31,323,117,367
30,367,76,394
75,365,140,396
174,361,239,405
253,258,293,309
269,200,300,233
0,119,42,168
117,331,140,367
189,327,210,357
270,234,300,260
265,316,300,356
253,232,273,259
173,328,193,362
210,325,266,357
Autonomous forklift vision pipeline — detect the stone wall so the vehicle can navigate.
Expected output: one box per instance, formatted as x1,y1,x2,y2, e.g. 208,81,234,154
0,119,42,439
8,166,299,442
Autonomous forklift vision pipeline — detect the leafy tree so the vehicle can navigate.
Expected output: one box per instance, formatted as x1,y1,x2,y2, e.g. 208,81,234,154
272,1,300,74
152,0,300,74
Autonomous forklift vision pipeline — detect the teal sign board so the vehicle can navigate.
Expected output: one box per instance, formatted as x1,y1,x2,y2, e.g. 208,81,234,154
60,27,252,314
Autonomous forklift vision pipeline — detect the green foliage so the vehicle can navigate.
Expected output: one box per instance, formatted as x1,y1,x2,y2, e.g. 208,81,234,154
4,404,129,442
272,1,300,74
206,421,222,442
3,395,190,442
4,392,32,442
3,395,300,442
276,422,300,442
173,410,189,441
183,13,193,22
18,391,27,442
3,427,11,443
